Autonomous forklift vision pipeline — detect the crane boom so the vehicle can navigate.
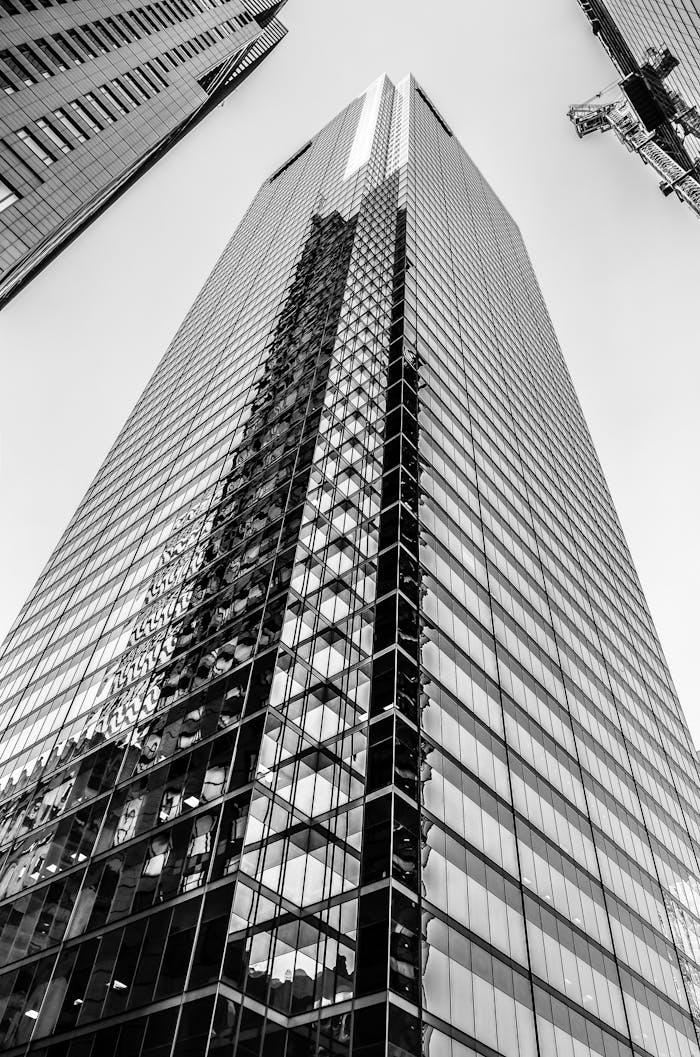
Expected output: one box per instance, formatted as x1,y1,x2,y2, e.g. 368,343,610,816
568,95,700,218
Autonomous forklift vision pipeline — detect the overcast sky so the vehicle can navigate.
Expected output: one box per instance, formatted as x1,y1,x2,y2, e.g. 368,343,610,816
1,0,698,742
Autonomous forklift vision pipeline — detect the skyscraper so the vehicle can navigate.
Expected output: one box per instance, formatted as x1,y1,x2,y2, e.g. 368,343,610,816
568,0,700,217
0,0,286,308
0,71,699,1057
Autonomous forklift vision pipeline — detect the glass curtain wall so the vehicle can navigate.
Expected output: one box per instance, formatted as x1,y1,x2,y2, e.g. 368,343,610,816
0,0,287,306
0,73,698,1057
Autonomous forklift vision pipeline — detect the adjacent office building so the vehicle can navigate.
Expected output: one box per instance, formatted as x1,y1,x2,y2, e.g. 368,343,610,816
569,0,700,217
0,0,286,307
0,73,699,1057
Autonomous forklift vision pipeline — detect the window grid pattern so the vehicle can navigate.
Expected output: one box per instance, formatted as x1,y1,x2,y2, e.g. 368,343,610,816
0,0,287,306
0,75,698,1057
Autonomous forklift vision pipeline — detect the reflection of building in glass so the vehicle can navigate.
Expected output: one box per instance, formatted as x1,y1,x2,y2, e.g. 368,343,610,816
0,0,287,308
569,0,700,216
1,73,700,1057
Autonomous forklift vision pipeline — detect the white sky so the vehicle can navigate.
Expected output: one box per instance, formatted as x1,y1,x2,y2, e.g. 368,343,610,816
1,0,698,741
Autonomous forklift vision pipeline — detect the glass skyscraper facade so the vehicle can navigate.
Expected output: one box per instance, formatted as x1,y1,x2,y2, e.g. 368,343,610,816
570,0,700,215
594,0,700,150
0,0,286,307
0,72,699,1057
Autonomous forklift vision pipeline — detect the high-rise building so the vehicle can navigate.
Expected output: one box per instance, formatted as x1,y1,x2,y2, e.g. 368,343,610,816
0,0,286,308
0,72,699,1057
568,0,700,217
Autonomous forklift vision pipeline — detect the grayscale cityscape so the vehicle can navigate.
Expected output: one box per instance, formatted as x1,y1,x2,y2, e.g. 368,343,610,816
0,2,698,1056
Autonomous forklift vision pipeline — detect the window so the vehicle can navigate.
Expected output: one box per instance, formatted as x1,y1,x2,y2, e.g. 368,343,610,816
16,128,55,166
53,108,88,143
136,66,160,94
94,20,122,48
173,0,194,19
69,99,103,133
117,13,140,38
128,10,152,35
146,61,169,89
0,50,36,86
0,177,18,213
52,32,84,64
85,91,116,123
144,7,165,31
0,67,16,95
150,4,171,27
139,8,162,32
17,44,51,78
36,118,72,153
34,38,67,71
124,71,150,100
111,78,139,109
160,0,181,21
99,84,128,115
151,55,170,76
105,16,131,43
80,25,109,55
69,29,97,60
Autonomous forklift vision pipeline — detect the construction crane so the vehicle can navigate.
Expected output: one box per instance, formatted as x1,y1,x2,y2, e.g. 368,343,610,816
568,7,700,219
569,90,700,218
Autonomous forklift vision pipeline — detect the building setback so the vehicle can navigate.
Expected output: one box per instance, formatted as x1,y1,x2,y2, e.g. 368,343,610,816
0,0,286,307
0,74,699,1057
569,0,700,217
